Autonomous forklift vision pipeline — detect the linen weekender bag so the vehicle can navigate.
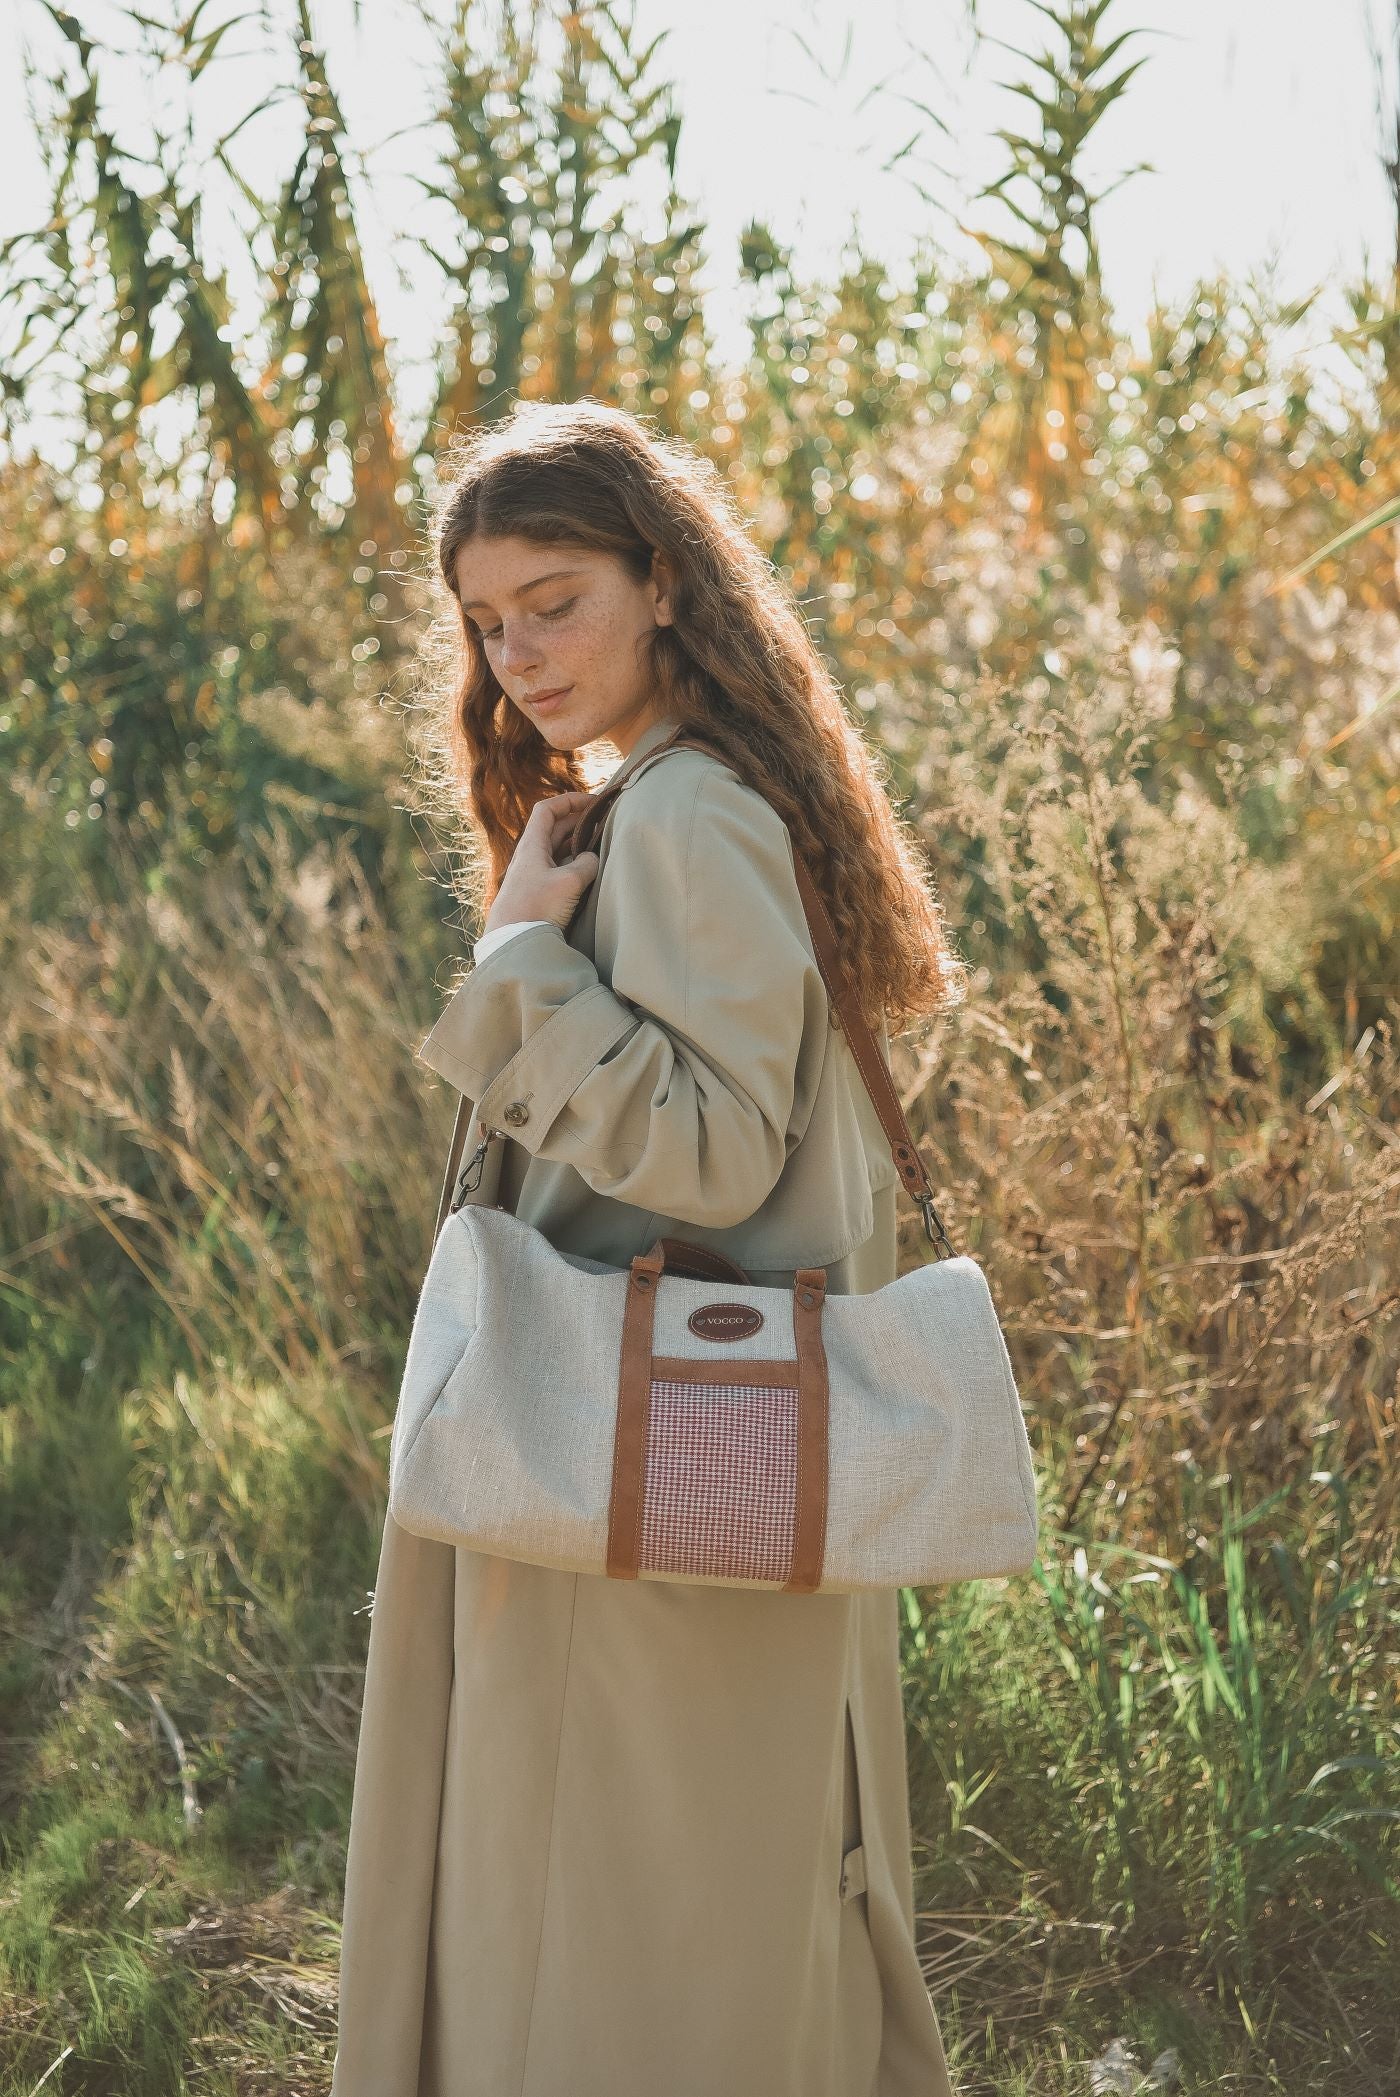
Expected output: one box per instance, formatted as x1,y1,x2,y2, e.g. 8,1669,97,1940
387,732,1038,1593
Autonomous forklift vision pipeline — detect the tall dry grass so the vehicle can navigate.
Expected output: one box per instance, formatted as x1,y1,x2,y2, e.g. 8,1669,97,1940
0,777,457,1479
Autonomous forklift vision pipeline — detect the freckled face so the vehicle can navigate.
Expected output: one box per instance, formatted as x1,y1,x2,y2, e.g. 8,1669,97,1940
453,534,674,756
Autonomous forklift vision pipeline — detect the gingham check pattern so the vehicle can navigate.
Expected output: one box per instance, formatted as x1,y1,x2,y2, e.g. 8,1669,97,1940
639,1376,800,1584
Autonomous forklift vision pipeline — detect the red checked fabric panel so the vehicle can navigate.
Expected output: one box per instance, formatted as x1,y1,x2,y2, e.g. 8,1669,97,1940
639,1377,800,1584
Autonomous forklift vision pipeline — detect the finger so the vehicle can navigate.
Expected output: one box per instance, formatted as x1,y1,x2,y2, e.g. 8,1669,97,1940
554,804,600,854
524,791,596,835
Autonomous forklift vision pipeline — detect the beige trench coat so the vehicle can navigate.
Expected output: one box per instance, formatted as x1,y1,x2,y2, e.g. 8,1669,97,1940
331,714,955,2097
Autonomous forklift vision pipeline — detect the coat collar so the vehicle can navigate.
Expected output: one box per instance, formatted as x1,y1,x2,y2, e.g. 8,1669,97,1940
599,711,684,793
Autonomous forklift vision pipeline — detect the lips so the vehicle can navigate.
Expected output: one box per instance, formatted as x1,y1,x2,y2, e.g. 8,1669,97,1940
524,685,572,711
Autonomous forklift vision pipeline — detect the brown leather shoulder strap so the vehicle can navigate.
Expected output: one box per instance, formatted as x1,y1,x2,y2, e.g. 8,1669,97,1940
571,729,953,1254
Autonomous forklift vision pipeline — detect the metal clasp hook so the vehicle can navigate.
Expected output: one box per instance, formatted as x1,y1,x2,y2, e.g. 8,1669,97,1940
920,1192,956,1260
449,1126,499,1214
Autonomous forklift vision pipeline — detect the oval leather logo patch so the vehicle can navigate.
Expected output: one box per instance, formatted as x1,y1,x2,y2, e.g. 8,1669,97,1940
688,1302,764,1342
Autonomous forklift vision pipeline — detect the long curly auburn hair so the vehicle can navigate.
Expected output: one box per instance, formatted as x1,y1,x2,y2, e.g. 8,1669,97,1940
423,397,966,1035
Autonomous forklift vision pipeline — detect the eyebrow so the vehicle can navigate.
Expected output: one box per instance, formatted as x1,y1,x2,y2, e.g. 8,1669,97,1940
460,567,585,615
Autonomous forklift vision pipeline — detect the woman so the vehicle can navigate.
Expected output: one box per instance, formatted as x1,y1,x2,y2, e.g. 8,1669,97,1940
331,399,966,2097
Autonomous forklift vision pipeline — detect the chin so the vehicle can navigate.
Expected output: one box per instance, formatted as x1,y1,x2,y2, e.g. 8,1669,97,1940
519,710,570,742
535,719,584,750
518,701,609,754
541,715,606,752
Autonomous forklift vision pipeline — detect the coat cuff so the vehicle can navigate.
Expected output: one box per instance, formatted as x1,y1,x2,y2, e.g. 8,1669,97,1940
471,917,552,964
415,922,639,1152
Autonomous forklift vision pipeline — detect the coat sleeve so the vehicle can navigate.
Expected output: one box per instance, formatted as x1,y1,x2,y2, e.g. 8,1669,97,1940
414,757,829,1229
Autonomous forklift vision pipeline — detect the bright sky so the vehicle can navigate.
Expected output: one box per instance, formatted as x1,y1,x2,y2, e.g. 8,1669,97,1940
1,0,1394,442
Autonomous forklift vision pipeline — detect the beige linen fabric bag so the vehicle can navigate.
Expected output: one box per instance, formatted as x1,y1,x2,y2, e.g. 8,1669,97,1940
388,732,1038,1593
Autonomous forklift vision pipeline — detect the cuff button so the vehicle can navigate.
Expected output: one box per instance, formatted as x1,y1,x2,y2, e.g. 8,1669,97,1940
503,1100,530,1126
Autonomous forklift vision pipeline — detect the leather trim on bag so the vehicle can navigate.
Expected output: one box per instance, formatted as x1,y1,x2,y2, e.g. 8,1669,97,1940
648,1354,798,1387
785,1268,830,1594
606,1246,664,1579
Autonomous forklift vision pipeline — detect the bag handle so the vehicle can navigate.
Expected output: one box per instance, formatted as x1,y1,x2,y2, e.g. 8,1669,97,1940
650,1237,751,1283
432,728,955,1257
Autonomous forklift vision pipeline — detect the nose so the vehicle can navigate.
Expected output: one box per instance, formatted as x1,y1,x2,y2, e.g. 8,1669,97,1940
497,620,541,680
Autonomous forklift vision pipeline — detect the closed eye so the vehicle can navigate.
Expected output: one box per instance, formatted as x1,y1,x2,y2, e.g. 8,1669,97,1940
474,597,577,643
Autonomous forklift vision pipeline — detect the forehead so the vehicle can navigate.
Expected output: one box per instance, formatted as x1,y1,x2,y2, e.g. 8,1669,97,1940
453,534,604,607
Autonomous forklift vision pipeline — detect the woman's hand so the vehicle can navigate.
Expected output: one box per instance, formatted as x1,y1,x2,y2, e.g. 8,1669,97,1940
482,790,602,937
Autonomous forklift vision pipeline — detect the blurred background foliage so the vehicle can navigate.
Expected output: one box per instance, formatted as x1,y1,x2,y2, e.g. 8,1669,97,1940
1,1,1398,2091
